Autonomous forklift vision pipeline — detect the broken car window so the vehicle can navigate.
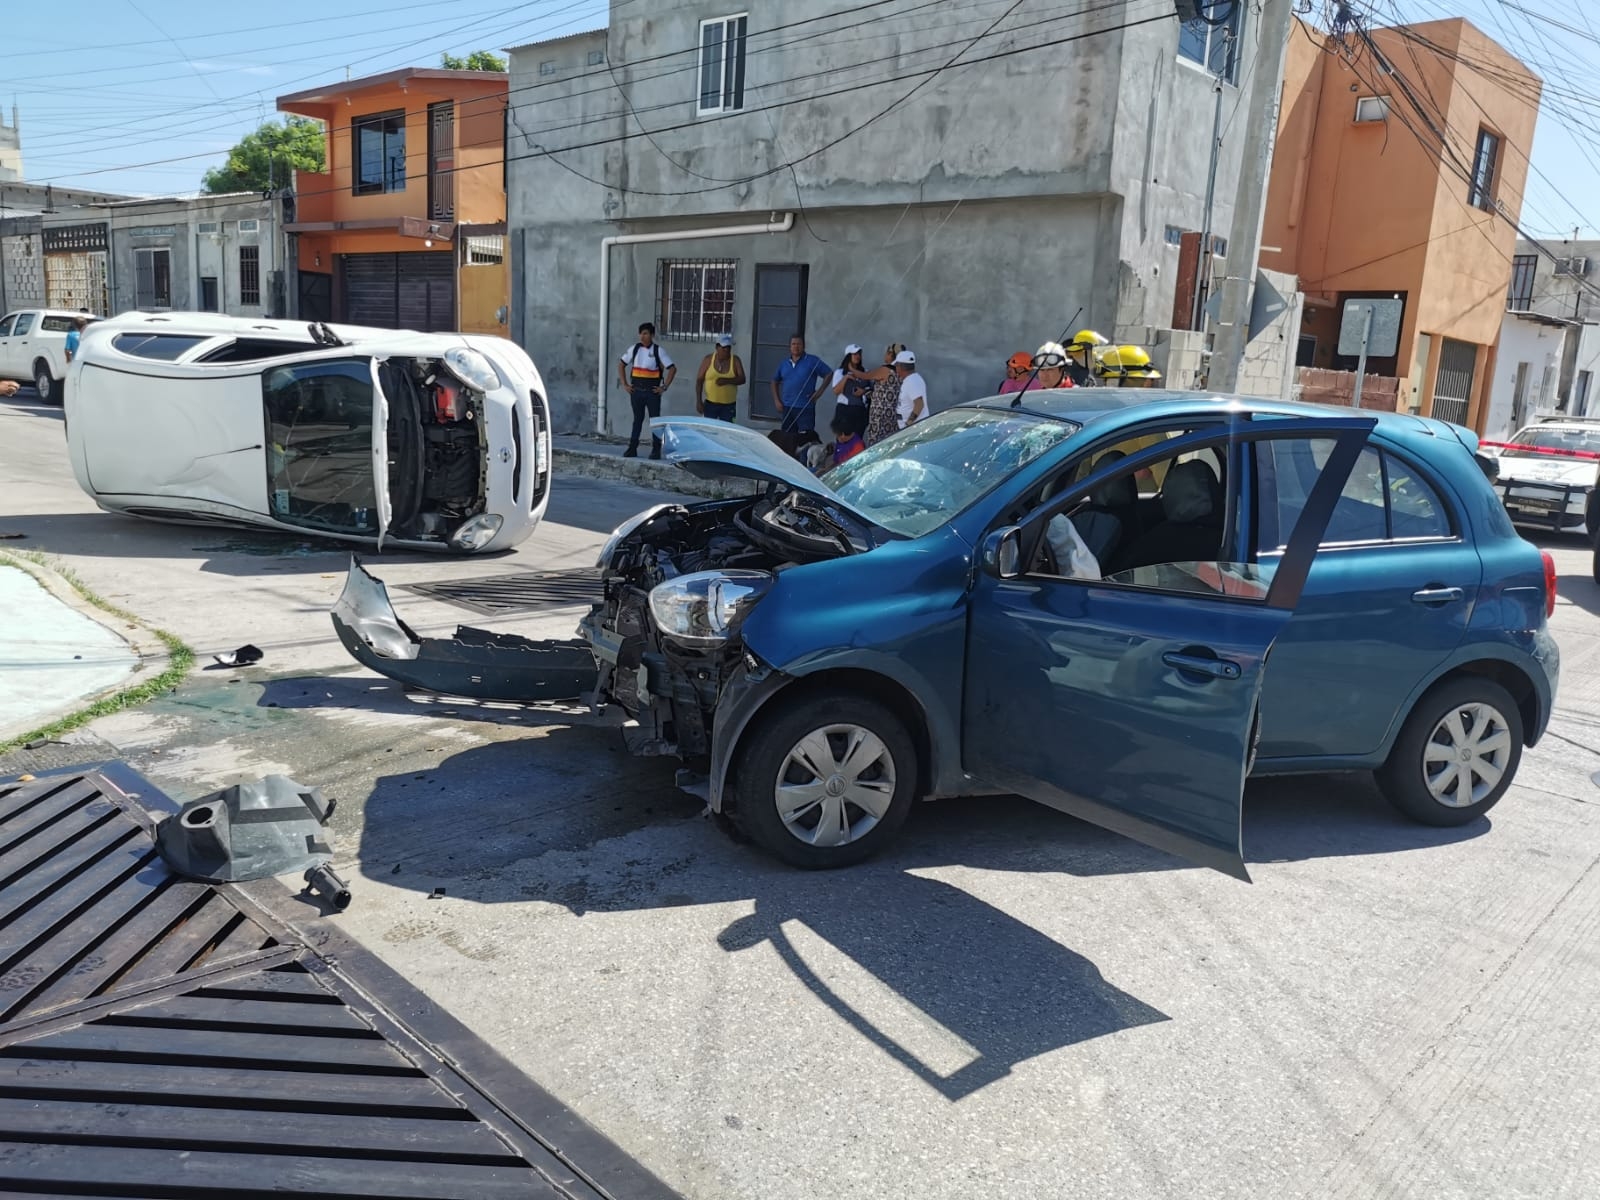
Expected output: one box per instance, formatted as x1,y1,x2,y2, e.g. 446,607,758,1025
263,359,380,535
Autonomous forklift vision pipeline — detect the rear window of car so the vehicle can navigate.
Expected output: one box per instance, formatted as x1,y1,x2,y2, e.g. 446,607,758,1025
112,333,208,361
1257,441,1452,549
41,315,83,333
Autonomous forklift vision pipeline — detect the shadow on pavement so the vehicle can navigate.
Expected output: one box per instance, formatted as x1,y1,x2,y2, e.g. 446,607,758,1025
350,729,1489,1100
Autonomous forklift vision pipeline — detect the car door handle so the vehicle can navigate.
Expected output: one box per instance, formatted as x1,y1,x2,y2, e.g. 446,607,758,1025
1162,652,1242,680
1412,586,1465,604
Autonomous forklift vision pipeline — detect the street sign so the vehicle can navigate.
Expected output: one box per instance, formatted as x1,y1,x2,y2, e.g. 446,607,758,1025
1338,298,1403,357
1247,273,1289,341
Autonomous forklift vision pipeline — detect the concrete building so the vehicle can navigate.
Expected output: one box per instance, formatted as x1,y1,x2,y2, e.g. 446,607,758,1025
1,186,134,316
0,107,21,183
1261,17,1541,431
5,193,282,319
1481,238,1600,437
279,68,510,334
507,2,1294,434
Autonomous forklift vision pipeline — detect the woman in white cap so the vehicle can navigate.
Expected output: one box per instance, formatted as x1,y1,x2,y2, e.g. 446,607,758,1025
862,342,908,446
830,344,872,437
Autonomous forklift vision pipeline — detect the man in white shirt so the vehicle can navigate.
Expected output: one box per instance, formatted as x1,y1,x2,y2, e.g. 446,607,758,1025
892,349,927,430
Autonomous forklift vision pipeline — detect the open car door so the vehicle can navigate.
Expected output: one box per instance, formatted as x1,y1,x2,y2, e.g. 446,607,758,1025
962,417,1377,880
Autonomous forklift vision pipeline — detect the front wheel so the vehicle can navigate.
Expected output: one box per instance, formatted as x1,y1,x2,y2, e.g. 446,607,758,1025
1376,677,1523,827
34,361,59,405
729,692,918,869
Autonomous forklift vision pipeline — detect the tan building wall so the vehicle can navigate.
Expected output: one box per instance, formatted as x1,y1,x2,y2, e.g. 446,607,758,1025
1262,18,1540,429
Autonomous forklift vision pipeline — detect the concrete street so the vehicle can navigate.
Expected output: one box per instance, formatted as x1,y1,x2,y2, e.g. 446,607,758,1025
4,387,1599,1200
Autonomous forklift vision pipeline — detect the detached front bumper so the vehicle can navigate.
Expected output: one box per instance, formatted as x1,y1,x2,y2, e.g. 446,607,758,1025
330,558,595,702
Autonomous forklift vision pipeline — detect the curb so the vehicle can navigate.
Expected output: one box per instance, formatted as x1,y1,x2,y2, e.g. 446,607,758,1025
554,442,766,501
0,553,178,746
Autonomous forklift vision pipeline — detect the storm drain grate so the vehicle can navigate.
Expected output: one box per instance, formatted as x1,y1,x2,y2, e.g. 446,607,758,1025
403,570,602,615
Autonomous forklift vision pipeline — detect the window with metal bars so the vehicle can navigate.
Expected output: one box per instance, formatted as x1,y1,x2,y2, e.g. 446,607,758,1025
239,245,261,307
1507,254,1537,311
657,259,736,339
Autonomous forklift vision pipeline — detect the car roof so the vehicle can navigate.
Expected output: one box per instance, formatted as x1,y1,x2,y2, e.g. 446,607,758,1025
962,388,1464,442
6,308,97,320
91,311,462,350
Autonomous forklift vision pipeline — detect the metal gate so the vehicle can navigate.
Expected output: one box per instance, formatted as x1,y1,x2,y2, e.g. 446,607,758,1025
44,252,108,315
1431,337,1477,426
298,270,332,321
341,252,455,331
748,264,808,422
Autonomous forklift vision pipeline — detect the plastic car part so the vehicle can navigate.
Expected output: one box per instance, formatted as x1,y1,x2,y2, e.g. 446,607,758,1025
304,863,353,911
330,557,596,702
211,644,264,668
154,775,335,884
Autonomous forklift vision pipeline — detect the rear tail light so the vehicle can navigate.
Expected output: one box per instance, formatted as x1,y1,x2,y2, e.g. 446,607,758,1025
1542,550,1558,618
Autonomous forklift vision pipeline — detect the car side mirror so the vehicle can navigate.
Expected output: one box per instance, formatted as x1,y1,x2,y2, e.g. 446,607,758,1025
981,526,1022,579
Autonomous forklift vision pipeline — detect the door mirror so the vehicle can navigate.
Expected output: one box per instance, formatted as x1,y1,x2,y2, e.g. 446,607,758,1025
982,526,1022,579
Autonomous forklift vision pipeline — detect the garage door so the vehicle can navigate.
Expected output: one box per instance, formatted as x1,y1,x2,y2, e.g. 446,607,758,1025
341,252,456,332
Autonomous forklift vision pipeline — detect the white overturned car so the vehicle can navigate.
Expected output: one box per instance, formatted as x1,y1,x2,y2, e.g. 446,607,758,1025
65,313,552,553
1481,418,1600,536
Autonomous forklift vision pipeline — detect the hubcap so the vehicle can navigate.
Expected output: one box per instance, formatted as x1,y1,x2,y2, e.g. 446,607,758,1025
774,723,897,848
35,367,49,393
1423,702,1512,808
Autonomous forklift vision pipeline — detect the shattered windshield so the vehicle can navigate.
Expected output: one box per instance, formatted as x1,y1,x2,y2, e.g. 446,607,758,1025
826,407,1078,537
263,358,381,535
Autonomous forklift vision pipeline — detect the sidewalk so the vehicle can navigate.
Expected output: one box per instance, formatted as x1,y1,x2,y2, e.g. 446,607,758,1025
0,562,139,739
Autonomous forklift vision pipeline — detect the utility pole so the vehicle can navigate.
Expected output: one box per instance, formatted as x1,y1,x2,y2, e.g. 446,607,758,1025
1207,0,1296,394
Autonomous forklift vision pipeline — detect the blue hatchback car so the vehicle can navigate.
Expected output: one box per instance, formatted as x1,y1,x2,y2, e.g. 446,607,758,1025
335,391,1560,879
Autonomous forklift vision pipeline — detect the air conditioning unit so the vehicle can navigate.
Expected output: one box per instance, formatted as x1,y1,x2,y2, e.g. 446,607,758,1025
1555,256,1590,276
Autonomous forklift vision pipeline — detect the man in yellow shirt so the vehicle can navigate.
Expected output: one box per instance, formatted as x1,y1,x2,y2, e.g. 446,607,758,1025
695,333,746,422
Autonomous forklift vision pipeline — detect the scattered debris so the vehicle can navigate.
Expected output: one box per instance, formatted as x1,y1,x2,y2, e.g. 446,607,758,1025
15,774,35,782
155,775,335,883
428,887,447,900
209,644,264,669
0,532,25,540
304,863,353,911
23,739,61,751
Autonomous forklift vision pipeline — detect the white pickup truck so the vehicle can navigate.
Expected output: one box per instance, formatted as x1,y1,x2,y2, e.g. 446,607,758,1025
1481,417,1600,536
0,308,97,403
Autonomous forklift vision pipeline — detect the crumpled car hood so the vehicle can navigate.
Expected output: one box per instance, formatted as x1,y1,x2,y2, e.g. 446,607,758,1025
653,417,887,533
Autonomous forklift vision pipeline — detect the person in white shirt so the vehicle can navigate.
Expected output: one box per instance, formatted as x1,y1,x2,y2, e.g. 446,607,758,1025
892,349,927,430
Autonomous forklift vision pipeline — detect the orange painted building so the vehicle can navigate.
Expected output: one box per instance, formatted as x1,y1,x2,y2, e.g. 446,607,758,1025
278,68,509,334
1261,18,1540,430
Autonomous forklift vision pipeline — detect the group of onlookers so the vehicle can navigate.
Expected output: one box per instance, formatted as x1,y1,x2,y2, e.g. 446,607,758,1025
617,321,1104,467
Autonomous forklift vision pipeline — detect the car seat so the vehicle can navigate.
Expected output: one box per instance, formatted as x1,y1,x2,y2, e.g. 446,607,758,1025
1072,449,1139,564
1108,460,1223,573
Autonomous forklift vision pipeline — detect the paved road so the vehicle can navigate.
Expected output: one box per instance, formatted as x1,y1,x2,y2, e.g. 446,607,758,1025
4,391,1599,1199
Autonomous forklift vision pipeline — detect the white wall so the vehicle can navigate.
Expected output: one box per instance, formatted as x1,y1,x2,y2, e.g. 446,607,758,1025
1484,313,1568,440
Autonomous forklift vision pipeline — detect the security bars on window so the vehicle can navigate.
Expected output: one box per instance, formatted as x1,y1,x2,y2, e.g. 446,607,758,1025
658,259,736,339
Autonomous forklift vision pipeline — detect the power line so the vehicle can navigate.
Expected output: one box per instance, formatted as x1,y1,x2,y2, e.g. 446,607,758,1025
32,0,1160,192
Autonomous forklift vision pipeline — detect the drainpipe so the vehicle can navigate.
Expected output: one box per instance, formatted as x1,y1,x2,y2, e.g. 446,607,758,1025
595,212,795,435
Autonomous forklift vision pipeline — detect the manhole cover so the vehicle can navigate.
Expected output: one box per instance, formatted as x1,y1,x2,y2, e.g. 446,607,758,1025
404,570,602,615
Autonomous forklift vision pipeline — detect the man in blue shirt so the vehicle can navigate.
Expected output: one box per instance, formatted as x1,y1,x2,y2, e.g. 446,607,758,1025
65,317,88,363
771,334,831,434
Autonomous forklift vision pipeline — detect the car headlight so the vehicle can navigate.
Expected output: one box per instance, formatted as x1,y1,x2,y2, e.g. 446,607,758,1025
449,513,504,551
597,504,675,569
648,570,773,646
444,346,500,393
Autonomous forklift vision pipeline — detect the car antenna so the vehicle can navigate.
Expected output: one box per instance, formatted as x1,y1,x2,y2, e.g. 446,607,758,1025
1011,306,1082,408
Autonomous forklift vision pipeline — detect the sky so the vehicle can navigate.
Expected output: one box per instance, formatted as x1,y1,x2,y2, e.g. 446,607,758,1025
6,0,1597,240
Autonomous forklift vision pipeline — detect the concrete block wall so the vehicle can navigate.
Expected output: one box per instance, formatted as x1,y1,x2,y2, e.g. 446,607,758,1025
1,234,45,308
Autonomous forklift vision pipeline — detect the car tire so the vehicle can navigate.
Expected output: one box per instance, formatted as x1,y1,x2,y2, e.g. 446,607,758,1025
730,692,918,869
1376,677,1523,827
34,360,60,405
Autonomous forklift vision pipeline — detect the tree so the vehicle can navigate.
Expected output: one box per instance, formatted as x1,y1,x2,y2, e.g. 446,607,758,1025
202,116,325,194
440,50,507,71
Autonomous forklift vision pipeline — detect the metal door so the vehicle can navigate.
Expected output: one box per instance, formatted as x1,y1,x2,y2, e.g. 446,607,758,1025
1431,337,1477,426
341,253,456,332
298,270,332,322
748,264,807,422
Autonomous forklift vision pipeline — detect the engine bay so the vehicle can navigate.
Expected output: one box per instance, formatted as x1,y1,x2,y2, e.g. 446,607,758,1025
381,356,488,542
